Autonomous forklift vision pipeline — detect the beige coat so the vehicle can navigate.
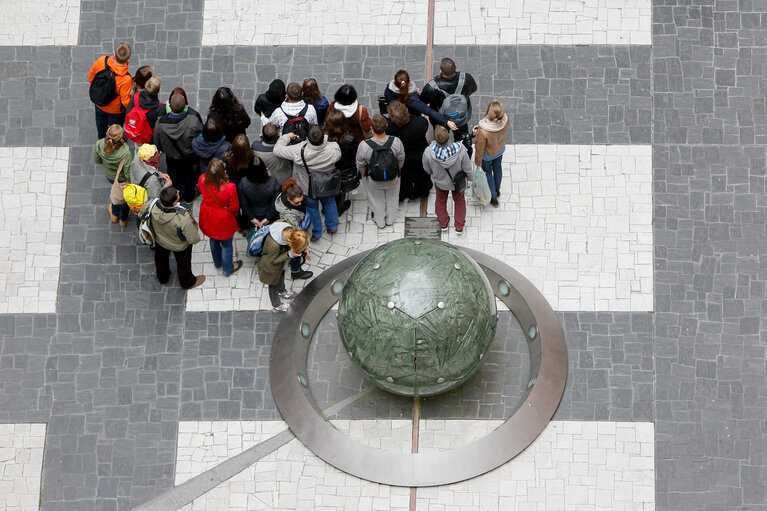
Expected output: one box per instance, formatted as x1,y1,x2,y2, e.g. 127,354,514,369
474,118,509,167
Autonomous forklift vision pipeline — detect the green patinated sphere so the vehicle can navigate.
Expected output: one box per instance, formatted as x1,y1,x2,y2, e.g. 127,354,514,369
337,238,497,397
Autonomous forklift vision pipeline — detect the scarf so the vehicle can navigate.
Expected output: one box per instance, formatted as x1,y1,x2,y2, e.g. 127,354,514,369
387,80,418,95
335,100,358,119
478,114,508,133
432,141,462,161
281,193,306,214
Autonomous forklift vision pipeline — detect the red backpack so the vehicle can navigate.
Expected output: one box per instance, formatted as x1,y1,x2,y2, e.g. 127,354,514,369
124,93,154,144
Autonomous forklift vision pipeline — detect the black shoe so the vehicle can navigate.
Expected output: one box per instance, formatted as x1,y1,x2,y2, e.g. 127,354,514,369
291,270,314,280
338,200,351,216
490,198,499,208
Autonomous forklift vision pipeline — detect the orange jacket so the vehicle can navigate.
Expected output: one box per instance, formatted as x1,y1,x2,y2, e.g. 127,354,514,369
88,56,133,114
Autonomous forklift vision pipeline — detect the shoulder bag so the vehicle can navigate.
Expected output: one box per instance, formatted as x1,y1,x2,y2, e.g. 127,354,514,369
300,144,341,199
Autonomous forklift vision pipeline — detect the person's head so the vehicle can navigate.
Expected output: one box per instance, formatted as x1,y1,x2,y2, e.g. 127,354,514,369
262,122,280,143
485,100,505,122
137,144,159,164
282,178,304,205
170,86,189,105
307,125,324,146
210,86,243,114
245,156,269,184
265,79,286,102
228,134,253,171
169,92,187,114
323,110,349,144
104,124,124,155
284,227,310,254
387,100,410,128
201,117,224,142
286,82,303,102
204,158,228,188
144,76,161,97
371,114,387,135
434,125,450,145
334,84,358,106
114,42,131,64
302,78,322,104
394,69,410,104
133,65,153,90
439,58,457,78
160,186,179,207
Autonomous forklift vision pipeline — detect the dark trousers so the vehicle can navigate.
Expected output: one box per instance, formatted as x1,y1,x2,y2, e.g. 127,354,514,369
95,107,125,140
268,271,287,307
154,244,197,289
457,123,472,159
166,156,199,203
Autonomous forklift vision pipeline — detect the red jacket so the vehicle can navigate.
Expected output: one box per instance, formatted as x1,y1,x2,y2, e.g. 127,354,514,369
198,175,239,240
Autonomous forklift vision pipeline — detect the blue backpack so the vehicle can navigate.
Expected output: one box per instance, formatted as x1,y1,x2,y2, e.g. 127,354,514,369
246,225,271,260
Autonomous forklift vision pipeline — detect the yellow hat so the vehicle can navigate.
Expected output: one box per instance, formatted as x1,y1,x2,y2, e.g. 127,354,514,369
137,144,158,161
123,184,148,212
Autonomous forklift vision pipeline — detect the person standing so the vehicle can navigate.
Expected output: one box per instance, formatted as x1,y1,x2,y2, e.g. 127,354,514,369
327,84,373,143
273,178,313,280
355,115,405,228
237,156,280,231
422,125,473,234
420,57,478,156
385,101,430,214
384,69,457,132
254,79,286,126
142,187,205,289
473,101,509,207
88,42,133,139
193,117,232,175
207,87,251,143
198,159,242,276
251,123,292,185
130,144,171,202
94,124,133,227
268,82,319,133
302,78,330,126
256,222,311,312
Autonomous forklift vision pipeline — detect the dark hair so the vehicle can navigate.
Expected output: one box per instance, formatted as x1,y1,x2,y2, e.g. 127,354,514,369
439,58,457,77
227,134,253,172
434,125,450,145
323,110,350,144
262,122,279,143
286,82,302,101
282,177,303,200
202,117,223,142
307,125,324,146
169,93,187,114
245,156,270,184
209,87,245,127
170,86,189,106
133,65,153,91
387,100,410,127
394,70,410,104
334,84,358,106
371,114,387,135
204,158,228,189
302,78,322,105
160,186,177,207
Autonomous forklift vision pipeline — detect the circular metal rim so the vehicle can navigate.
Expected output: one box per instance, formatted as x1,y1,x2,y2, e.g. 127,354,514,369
270,245,568,487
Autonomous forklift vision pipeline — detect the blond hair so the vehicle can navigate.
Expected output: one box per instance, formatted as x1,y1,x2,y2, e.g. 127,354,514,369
104,124,123,155
285,228,309,254
485,101,505,122
144,76,161,96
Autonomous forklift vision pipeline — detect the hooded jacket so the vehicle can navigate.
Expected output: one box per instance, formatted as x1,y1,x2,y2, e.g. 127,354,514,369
93,139,133,181
193,135,231,172
126,91,164,129
130,157,169,201
272,134,341,193
384,81,448,127
268,100,319,132
251,138,292,185
197,176,239,240
274,192,306,228
420,72,478,125
421,142,472,191
153,109,203,160
142,201,201,252
88,56,133,114
327,101,373,143
254,79,286,119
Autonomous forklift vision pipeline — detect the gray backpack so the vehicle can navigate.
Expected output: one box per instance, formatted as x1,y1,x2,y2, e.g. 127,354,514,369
429,73,469,125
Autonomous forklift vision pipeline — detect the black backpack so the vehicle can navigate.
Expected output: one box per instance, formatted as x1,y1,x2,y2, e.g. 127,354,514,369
366,138,399,181
89,57,119,107
281,105,310,144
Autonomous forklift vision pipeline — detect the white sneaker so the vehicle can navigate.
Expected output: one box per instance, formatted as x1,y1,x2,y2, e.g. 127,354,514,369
279,290,294,299
272,303,289,312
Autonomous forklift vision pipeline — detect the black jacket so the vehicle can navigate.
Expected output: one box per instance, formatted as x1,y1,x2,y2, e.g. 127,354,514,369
207,108,252,144
420,72,478,124
386,116,429,162
126,91,165,128
237,176,280,229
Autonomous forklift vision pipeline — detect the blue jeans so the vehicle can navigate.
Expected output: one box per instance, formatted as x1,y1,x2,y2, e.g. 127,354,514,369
482,155,503,201
305,196,339,238
210,237,234,274
95,107,125,140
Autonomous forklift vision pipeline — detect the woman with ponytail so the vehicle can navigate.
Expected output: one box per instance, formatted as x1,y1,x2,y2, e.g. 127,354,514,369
93,124,133,226
473,100,509,208
383,70,457,131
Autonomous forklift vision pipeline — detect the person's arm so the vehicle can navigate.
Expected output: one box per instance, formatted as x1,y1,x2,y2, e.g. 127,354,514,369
228,183,240,214
182,215,201,244
464,73,478,97
393,138,406,169
87,59,98,83
421,149,432,176
355,142,368,176
272,134,295,160
408,94,452,129
306,105,318,126
239,109,251,131
359,107,372,135
473,128,487,168
119,77,133,109
93,143,102,165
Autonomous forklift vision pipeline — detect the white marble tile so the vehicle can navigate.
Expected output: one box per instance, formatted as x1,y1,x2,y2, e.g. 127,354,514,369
202,0,428,46
0,147,68,313
0,423,46,511
0,0,80,46
434,0,651,45
187,145,652,312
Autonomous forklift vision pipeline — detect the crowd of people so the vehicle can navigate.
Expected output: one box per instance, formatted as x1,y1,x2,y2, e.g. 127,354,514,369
89,43,510,311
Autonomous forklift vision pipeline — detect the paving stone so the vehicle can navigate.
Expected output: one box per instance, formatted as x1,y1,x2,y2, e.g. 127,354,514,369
0,0,80,46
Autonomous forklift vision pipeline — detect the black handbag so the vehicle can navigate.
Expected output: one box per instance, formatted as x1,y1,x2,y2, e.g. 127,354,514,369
301,145,341,199
445,166,467,193
338,167,360,194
